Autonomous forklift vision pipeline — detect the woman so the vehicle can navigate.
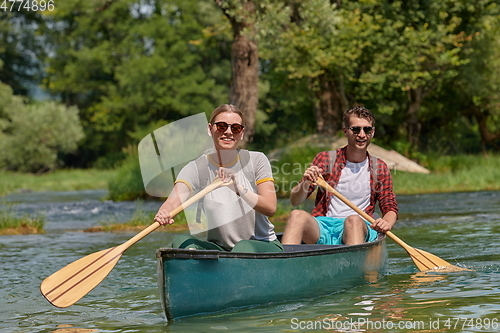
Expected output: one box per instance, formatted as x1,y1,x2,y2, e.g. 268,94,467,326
154,104,282,253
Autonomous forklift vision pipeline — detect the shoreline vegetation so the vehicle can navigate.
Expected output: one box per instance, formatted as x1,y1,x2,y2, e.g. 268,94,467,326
1,153,500,235
0,205,45,235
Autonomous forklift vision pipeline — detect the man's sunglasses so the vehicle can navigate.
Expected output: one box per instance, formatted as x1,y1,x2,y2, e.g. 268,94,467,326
211,122,245,134
348,126,374,135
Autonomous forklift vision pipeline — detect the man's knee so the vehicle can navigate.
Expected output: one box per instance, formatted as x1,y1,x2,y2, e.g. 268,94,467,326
287,210,311,226
344,215,366,230
287,210,318,232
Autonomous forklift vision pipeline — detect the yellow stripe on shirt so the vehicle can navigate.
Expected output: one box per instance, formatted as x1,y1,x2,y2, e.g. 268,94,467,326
174,179,193,194
256,177,274,185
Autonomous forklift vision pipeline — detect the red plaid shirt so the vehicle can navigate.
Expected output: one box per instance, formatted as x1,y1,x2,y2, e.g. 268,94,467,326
305,147,398,218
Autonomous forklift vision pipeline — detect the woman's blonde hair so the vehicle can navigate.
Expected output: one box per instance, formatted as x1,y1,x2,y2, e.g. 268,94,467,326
209,104,245,125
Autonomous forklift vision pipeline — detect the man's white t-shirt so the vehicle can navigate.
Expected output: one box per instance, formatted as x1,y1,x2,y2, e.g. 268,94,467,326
327,158,370,218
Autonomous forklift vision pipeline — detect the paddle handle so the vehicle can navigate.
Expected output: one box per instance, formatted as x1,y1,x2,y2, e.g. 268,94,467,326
121,178,229,250
314,177,409,249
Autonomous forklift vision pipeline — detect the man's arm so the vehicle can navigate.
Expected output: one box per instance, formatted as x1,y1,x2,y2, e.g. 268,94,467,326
290,180,312,206
371,210,397,233
372,160,398,233
290,165,322,206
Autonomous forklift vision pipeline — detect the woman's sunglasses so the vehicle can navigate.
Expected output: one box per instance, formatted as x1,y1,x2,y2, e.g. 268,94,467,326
211,122,245,134
348,126,374,135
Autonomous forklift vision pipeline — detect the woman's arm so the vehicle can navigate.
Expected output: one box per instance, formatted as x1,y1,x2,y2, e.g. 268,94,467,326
154,182,191,225
235,180,277,217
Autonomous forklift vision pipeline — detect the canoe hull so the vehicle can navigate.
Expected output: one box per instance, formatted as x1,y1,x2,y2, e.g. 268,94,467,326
156,235,387,320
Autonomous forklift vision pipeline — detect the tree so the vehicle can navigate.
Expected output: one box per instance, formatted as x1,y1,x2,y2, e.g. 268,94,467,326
259,0,480,152
40,0,230,166
0,10,44,96
214,0,260,146
259,0,364,136
0,82,84,173
356,1,475,150
448,1,500,152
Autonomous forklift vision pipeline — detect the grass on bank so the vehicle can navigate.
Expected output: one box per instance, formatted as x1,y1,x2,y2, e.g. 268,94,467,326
84,204,190,233
2,152,498,198
0,168,112,234
392,154,500,195
0,205,45,235
0,168,115,196
272,147,500,196
1,151,500,233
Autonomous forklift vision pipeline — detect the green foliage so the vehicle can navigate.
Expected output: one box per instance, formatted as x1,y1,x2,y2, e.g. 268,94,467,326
0,81,25,120
271,147,500,197
257,0,498,152
422,154,487,173
0,204,45,234
271,145,330,197
0,0,499,167
358,2,470,90
107,119,173,201
0,169,114,196
40,0,231,167
0,11,44,96
447,3,500,149
107,152,146,201
354,0,499,150
0,83,85,172
393,154,500,194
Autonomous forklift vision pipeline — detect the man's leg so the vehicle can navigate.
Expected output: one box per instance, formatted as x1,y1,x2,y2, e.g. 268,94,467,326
281,210,320,244
342,215,368,245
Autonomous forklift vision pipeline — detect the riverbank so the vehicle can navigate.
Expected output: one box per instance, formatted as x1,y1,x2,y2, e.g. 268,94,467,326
0,206,45,235
0,169,114,197
1,154,500,234
2,155,500,197
273,152,500,196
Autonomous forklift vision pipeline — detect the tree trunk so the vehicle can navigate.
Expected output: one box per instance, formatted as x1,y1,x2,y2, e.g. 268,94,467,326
230,31,258,146
470,106,500,153
406,87,423,149
313,72,349,136
215,0,259,147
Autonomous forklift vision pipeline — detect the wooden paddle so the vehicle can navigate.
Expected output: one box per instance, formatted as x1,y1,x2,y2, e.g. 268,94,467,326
314,176,470,272
41,177,230,308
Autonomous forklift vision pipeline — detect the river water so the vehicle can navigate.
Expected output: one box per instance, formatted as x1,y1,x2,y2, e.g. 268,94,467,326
0,190,499,333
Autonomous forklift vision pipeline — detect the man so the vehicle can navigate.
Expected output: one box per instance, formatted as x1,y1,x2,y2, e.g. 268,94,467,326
281,106,398,245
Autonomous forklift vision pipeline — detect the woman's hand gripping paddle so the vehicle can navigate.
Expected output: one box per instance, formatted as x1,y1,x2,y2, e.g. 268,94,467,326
40,177,231,308
314,176,470,272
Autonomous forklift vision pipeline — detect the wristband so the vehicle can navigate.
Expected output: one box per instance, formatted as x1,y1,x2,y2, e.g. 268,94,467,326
236,186,248,197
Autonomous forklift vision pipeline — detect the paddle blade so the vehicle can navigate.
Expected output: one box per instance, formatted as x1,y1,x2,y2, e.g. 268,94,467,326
405,246,469,272
40,247,124,308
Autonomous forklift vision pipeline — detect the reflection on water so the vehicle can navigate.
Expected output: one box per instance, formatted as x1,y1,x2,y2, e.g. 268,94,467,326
0,190,499,332
51,325,98,333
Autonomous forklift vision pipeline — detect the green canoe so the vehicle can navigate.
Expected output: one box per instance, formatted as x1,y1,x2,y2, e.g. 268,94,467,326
156,234,387,320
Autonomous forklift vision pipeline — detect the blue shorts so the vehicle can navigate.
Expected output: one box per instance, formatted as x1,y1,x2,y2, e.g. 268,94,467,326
315,216,378,245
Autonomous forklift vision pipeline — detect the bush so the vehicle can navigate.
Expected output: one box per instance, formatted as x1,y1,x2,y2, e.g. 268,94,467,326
107,151,147,201
107,120,170,201
271,145,329,197
0,83,85,172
